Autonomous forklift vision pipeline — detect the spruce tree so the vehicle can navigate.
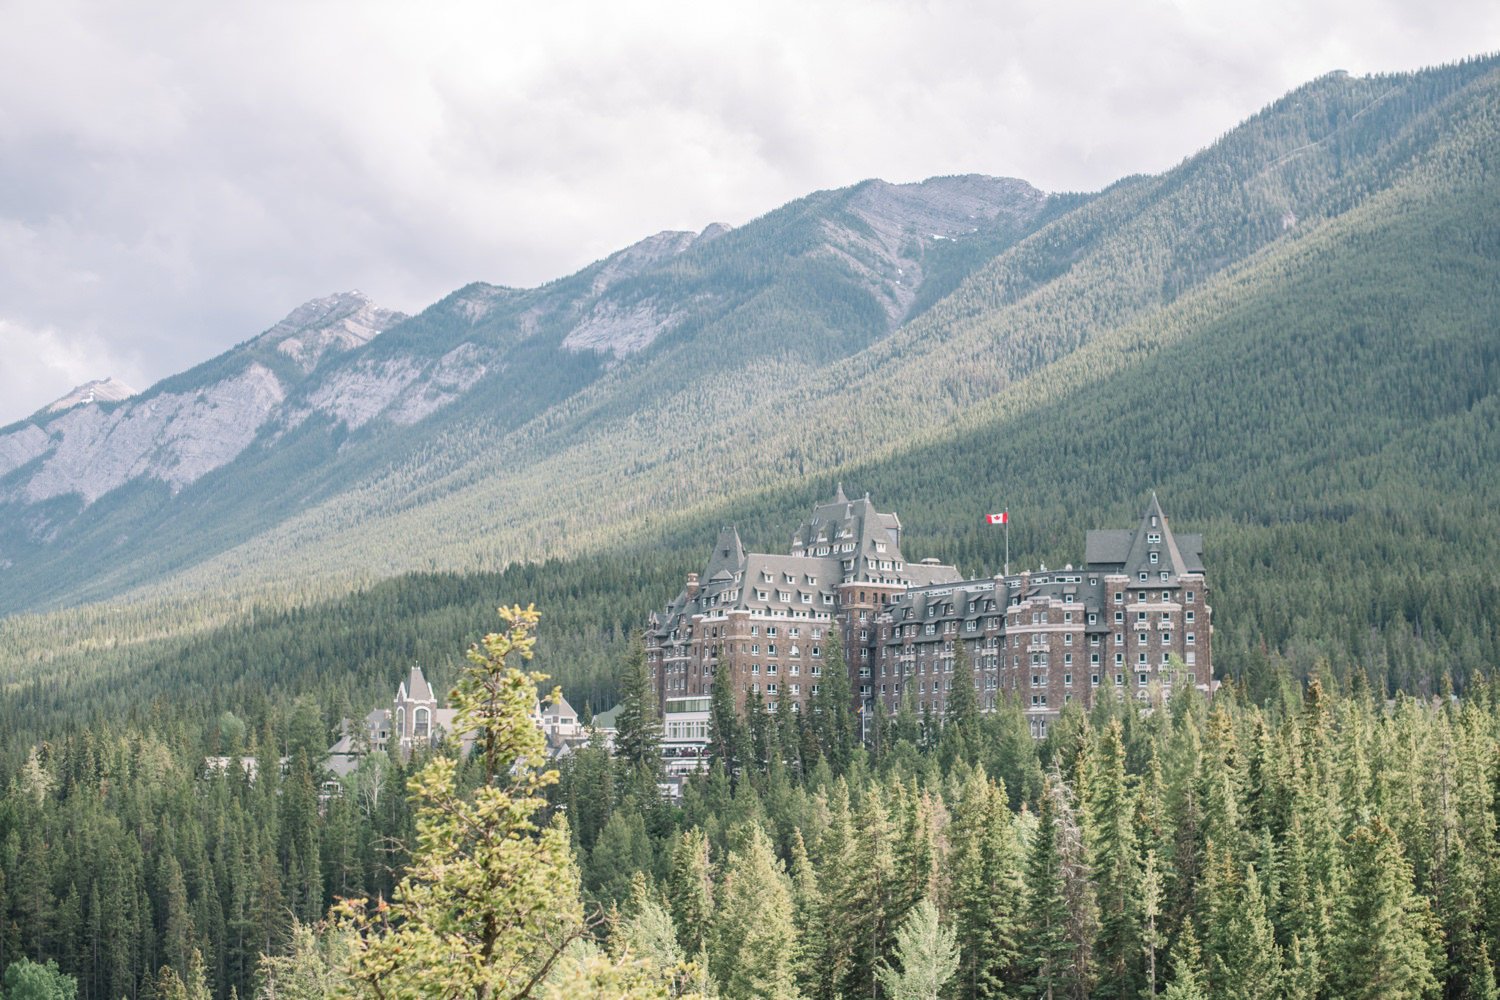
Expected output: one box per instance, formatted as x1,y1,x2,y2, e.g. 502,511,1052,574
668,828,715,957
709,673,740,781
875,899,961,1000
1329,819,1440,1000
615,631,663,791
942,639,980,767
1160,924,1207,1000
946,767,1020,999
1085,720,1142,1000
814,632,856,771
1022,780,1075,1000
710,824,801,1000
336,606,593,998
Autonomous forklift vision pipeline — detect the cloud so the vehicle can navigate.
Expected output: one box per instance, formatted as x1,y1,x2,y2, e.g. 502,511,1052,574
0,0,1496,421
0,317,145,422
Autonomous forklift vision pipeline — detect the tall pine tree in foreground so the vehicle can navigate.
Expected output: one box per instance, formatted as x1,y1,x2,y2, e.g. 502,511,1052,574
336,606,652,999
710,825,801,1000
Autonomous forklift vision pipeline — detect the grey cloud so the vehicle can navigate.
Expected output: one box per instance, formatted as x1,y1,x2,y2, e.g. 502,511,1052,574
1,0,1495,421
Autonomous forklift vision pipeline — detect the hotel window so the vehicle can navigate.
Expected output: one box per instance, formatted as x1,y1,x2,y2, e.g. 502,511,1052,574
1149,551,1159,564
1186,591,1196,603
1091,674,1100,686
1138,673,1149,686
1114,592,1123,603
1186,633,1195,646
1115,673,1125,686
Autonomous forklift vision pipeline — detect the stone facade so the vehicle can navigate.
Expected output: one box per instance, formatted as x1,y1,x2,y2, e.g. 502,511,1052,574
646,491,1212,738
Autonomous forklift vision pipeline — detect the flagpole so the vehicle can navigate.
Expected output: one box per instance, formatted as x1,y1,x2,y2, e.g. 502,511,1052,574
1004,511,1009,579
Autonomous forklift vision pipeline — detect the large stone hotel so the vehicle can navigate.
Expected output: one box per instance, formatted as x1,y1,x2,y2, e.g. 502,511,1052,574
645,488,1211,737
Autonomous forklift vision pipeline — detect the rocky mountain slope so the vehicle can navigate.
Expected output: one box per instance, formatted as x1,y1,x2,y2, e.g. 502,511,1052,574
0,176,1052,609
42,377,137,414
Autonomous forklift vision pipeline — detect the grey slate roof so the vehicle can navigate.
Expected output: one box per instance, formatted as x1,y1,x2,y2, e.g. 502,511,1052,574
1084,496,1204,574
400,665,436,703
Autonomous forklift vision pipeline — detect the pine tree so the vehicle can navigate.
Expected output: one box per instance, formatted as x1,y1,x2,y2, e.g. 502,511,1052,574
875,899,960,1000
1086,720,1142,1000
814,632,855,772
615,631,664,795
1329,819,1440,1000
710,825,801,1000
1022,780,1075,1000
668,828,715,957
336,606,590,998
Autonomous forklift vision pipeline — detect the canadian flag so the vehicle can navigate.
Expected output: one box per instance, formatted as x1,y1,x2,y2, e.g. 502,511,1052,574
986,512,1009,525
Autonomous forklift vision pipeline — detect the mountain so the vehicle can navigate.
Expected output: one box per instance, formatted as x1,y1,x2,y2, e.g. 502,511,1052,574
42,377,137,414
0,175,1052,609
2,57,1499,728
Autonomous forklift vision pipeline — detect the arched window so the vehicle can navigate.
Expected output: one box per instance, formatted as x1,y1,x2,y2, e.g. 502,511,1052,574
395,707,406,738
415,707,430,739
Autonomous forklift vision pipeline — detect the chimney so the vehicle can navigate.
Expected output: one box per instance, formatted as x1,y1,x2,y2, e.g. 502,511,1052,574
686,573,700,599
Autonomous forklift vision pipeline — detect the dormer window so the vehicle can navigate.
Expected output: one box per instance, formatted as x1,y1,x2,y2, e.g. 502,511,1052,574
1149,551,1159,564
1147,533,1161,544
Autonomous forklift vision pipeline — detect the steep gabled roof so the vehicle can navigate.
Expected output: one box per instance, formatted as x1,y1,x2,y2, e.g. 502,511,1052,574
1118,494,1190,581
704,526,746,579
398,665,435,704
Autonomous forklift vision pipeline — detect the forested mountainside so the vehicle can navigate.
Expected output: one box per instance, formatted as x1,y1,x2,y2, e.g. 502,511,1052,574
2,55,1497,731
0,174,1050,614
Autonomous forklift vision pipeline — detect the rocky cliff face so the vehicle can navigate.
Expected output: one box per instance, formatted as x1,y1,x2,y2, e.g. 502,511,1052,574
264,292,406,372
43,377,138,414
0,172,1056,607
0,292,406,505
827,175,1047,321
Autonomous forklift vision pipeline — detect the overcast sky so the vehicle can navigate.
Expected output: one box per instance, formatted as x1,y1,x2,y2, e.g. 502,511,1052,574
2,0,1496,422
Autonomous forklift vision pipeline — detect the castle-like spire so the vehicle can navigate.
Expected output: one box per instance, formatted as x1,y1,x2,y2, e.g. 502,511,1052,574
832,481,848,504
